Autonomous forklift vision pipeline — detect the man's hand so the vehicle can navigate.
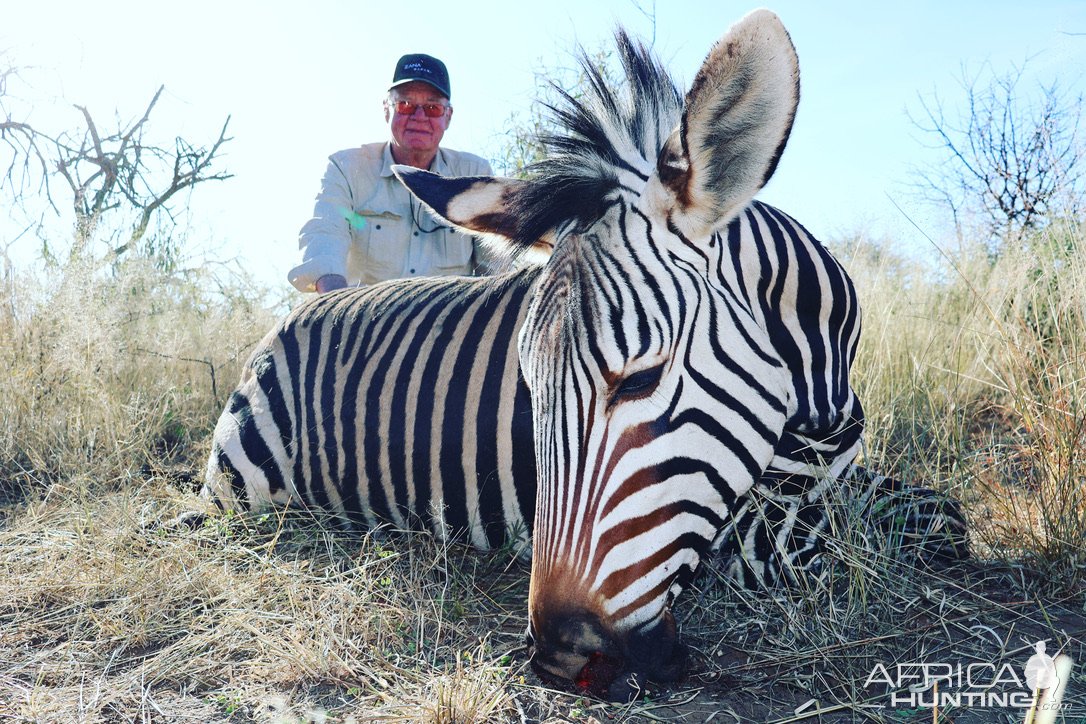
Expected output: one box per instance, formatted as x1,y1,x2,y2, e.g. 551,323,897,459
315,274,348,293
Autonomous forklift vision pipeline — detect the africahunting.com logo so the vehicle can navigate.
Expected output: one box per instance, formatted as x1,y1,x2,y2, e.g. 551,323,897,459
864,641,1077,714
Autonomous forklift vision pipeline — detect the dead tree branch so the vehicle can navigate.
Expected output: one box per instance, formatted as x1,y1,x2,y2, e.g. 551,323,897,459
909,61,1084,253
2,69,233,265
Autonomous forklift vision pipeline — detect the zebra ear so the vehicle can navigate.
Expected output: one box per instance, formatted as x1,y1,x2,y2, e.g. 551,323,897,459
393,166,555,261
646,9,799,239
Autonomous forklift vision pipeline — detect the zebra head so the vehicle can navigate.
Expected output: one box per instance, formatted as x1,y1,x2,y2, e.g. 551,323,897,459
396,9,800,696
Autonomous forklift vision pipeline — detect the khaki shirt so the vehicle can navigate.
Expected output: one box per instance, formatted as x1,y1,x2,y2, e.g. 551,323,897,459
289,143,494,291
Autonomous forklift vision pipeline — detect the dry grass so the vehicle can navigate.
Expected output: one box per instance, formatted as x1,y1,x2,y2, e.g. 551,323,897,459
842,218,1086,574
0,256,275,491
0,486,495,721
1,224,1084,722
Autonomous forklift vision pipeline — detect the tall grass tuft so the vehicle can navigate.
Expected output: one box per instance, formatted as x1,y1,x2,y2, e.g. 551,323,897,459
0,255,277,498
841,218,1086,580
981,221,1086,569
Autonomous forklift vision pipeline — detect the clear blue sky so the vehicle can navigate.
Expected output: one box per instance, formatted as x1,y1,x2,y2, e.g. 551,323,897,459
4,1,1085,290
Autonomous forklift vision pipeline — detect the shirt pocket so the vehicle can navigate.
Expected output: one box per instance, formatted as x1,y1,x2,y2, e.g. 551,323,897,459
355,210,408,282
434,230,475,274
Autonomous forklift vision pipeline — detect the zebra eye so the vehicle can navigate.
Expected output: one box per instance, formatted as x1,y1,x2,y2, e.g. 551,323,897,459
611,364,665,403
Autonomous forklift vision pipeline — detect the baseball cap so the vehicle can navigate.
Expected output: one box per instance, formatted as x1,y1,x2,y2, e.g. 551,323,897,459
390,53,451,99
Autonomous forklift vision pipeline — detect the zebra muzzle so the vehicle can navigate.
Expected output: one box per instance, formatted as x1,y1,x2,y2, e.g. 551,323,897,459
526,610,687,700
574,651,626,697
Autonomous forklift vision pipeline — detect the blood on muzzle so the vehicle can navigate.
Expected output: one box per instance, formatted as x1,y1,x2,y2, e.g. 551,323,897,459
526,608,688,700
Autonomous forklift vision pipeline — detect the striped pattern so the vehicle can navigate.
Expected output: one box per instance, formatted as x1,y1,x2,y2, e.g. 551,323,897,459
204,196,863,553
205,273,539,551
743,202,865,478
519,196,866,633
718,465,970,589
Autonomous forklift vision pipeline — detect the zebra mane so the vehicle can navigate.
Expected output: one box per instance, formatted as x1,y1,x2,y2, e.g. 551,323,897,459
509,30,685,245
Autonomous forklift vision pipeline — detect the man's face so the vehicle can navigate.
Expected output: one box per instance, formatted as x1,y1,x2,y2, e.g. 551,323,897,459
385,81,452,161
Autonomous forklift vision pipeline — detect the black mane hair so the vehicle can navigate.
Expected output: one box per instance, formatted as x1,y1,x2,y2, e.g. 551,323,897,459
508,30,685,246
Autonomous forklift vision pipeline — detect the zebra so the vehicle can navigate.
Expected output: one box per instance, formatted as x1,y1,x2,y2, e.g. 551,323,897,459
205,9,967,697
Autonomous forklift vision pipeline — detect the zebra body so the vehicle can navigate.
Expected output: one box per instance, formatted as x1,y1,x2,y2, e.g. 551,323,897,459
206,199,862,564
207,272,538,551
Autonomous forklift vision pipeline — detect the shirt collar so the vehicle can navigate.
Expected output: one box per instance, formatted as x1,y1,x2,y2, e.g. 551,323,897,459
380,144,448,177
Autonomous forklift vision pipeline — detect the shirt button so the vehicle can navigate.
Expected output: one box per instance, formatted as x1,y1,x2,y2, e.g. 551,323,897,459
375,224,382,230
413,231,419,236
410,268,416,274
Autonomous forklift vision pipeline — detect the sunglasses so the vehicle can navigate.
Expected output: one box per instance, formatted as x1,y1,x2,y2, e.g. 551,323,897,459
390,100,450,118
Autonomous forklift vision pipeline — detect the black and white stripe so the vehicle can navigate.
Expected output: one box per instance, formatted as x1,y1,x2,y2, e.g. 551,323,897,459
204,197,872,566
206,274,539,551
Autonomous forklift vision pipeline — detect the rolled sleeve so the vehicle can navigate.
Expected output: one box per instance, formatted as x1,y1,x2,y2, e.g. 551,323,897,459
288,159,355,292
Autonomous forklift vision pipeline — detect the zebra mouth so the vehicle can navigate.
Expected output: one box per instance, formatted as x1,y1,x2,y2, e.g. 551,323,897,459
574,651,627,697
530,646,687,700
527,619,688,700
530,649,634,699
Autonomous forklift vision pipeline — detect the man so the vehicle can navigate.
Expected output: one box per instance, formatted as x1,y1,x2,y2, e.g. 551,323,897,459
289,53,494,293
